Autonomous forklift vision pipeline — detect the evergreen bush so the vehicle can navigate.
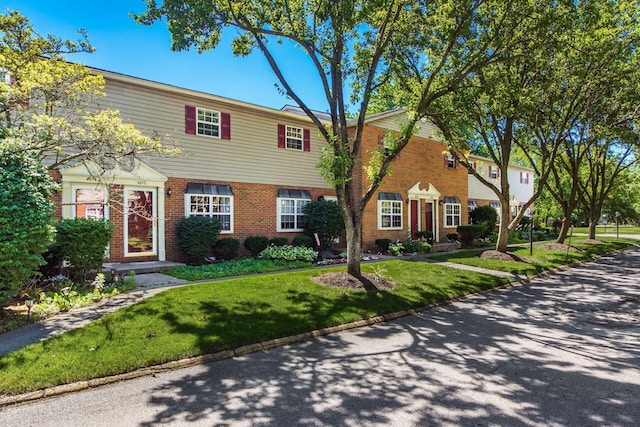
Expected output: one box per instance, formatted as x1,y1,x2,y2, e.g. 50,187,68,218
175,216,221,264
0,146,56,304
292,235,314,248
269,237,289,247
214,238,240,260
244,236,270,257
302,200,345,248
56,218,114,282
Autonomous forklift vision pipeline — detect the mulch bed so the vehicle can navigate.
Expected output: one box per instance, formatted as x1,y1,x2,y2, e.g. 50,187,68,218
312,272,396,291
537,242,579,251
480,250,531,262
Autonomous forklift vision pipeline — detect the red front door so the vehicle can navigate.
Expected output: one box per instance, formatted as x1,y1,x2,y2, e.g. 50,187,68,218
410,200,419,237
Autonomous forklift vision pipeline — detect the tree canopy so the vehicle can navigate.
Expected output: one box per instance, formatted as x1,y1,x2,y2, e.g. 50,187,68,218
137,0,542,276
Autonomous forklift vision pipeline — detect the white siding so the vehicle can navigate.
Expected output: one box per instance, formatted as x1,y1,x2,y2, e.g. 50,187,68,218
101,76,330,188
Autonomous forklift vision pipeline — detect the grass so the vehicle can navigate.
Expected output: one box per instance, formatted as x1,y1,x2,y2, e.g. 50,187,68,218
431,237,638,275
572,225,640,235
0,261,511,395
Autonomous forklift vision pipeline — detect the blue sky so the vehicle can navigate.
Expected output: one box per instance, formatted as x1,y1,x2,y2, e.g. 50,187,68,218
4,1,328,111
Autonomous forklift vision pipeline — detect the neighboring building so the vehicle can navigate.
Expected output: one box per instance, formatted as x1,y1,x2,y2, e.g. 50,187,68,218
467,154,535,224
51,68,534,263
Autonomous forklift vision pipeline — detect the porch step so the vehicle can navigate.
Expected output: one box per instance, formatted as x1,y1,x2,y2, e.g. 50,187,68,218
102,261,185,275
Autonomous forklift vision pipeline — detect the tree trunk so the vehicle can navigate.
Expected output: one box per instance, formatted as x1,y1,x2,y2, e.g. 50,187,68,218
588,219,597,239
556,217,571,244
495,203,511,252
345,218,362,277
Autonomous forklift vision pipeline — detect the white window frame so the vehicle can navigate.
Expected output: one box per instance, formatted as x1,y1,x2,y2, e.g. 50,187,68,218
196,107,221,138
277,197,310,232
520,172,529,184
286,125,304,151
378,200,403,230
71,185,109,220
446,154,456,169
124,187,157,257
444,203,461,228
185,193,234,234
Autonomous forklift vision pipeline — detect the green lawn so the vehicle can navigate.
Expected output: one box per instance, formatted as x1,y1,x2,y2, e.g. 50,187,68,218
0,261,511,395
572,225,640,235
431,237,638,275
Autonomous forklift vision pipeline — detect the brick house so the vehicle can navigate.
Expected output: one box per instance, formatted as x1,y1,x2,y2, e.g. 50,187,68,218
52,68,532,263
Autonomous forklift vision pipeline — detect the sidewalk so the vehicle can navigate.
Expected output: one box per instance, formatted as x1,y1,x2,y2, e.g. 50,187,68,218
0,252,552,357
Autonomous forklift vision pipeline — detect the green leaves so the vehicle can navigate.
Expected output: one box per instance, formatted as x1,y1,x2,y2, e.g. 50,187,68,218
0,145,56,303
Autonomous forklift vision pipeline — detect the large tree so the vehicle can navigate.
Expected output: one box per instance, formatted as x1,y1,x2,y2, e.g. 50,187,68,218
137,0,537,277
527,0,640,243
0,11,178,178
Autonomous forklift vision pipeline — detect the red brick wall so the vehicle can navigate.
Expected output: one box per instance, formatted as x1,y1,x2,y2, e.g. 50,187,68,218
163,178,334,262
358,125,469,251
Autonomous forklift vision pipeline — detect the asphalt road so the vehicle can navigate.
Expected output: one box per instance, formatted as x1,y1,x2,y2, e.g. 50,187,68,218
1,247,639,426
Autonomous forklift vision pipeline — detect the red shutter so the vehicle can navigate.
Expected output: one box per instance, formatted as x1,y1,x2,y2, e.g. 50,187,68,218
303,128,311,152
185,105,196,135
278,124,286,148
497,167,501,178
221,112,231,140
454,159,459,169
444,155,448,168
489,166,493,177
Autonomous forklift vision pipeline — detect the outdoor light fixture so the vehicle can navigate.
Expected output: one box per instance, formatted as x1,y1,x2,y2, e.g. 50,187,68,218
25,298,34,323
438,200,443,205
166,188,172,197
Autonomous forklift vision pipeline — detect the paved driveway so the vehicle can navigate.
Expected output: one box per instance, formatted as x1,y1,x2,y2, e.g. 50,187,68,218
1,247,639,426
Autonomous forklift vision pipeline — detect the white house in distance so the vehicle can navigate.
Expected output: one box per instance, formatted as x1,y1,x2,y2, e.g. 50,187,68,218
467,154,535,224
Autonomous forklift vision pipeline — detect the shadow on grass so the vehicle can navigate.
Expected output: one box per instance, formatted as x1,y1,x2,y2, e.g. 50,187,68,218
133,247,640,426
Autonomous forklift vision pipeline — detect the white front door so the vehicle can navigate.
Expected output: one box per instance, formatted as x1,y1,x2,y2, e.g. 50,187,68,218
124,188,157,256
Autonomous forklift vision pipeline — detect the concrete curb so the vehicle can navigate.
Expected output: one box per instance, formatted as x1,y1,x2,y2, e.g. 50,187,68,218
1,242,636,408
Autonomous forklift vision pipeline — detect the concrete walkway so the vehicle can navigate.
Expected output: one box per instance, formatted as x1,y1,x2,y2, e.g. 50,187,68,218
0,274,188,357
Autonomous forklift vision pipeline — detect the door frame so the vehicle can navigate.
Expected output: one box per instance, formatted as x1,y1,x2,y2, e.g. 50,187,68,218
124,187,158,257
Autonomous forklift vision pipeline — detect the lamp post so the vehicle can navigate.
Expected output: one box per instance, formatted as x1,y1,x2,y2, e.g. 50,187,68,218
25,298,34,323
529,209,534,256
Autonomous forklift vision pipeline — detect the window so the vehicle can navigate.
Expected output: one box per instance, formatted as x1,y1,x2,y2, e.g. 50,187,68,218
185,105,231,139
378,192,403,230
443,196,461,228
490,201,501,225
277,189,311,231
468,199,478,224
445,154,456,169
488,165,500,179
185,182,234,233
468,161,477,174
520,172,529,184
278,124,310,151
286,126,303,150
197,108,220,137
73,188,107,220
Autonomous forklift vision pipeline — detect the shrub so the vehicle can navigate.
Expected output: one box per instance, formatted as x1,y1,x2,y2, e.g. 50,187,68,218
403,239,431,254
292,235,314,248
388,241,405,256
375,238,392,253
457,224,487,247
175,216,221,264
0,145,56,304
470,205,498,237
302,200,345,248
415,230,434,243
446,233,459,242
244,236,270,257
269,237,288,247
214,238,240,260
56,218,114,282
259,245,317,262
